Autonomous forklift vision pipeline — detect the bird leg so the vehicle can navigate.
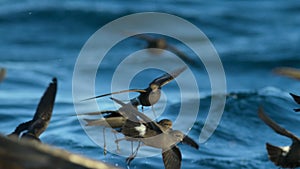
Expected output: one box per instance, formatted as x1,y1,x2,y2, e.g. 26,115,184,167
115,137,127,144
126,141,141,166
103,128,107,155
111,129,120,153
115,137,140,148
131,141,133,154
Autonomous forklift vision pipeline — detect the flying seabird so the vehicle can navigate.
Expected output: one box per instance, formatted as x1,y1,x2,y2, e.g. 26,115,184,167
8,78,57,142
83,66,186,117
258,107,300,168
135,34,195,65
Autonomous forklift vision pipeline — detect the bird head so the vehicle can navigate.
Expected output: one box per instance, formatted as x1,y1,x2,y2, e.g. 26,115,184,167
158,119,173,131
150,84,160,91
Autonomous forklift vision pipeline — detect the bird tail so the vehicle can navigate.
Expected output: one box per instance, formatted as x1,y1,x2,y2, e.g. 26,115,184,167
266,143,285,166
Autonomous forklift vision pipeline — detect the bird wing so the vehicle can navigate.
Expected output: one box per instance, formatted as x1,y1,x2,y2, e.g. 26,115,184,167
110,97,162,132
167,45,194,64
273,67,300,80
182,135,199,149
135,34,156,42
290,93,300,105
162,146,182,169
81,89,147,101
110,97,140,122
28,78,57,137
7,120,32,137
32,78,57,122
294,108,300,112
84,117,125,128
258,107,299,141
149,66,187,87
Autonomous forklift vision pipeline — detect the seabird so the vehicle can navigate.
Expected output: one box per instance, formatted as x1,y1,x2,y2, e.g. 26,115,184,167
8,78,57,142
82,66,187,114
111,97,199,169
135,34,195,65
258,107,300,168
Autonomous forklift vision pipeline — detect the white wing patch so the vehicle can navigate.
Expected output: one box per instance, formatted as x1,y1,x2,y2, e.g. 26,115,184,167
281,146,290,156
134,124,146,136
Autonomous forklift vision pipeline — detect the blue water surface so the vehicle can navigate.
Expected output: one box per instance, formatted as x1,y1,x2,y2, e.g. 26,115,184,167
0,1,300,169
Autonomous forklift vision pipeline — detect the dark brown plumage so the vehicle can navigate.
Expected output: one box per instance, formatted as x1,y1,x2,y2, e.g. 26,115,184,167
258,107,300,168
290,93,300,112
135,34,195,65
162,146,182,169
82,66,187,108
111,97,199,169
82,110,124,128
8,78,57,142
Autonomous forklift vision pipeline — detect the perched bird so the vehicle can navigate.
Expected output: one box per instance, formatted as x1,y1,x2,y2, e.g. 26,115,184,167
135,34,195,65
83,66,186,111
8,78,57,142
258,107,300,168
273,67,300,80
290,93,300,112
111,97,199,169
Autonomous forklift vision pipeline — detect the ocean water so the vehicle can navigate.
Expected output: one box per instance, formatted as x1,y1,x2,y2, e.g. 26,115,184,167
0,1,300,169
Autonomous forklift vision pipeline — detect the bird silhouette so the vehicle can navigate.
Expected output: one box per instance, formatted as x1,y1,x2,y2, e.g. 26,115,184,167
8,78,57,142
135,34,195,65
83,66,187,110
290,93,300,112
258,107,300,168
